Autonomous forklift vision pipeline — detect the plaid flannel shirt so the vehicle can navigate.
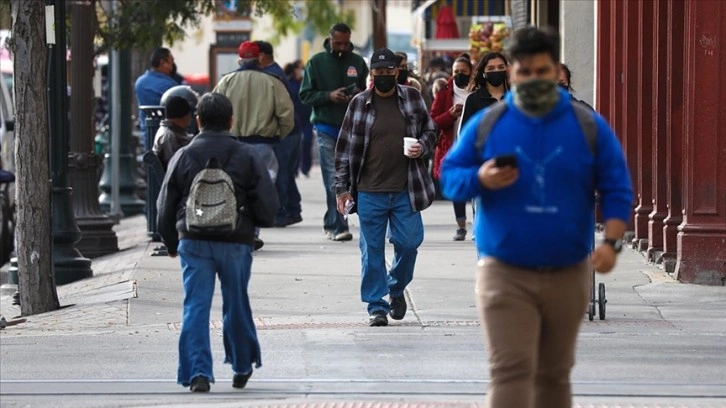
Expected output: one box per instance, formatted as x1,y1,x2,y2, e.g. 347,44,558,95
334,85,439,212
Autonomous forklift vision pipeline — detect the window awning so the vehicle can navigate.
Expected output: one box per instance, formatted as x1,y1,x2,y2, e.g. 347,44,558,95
413,0,507,18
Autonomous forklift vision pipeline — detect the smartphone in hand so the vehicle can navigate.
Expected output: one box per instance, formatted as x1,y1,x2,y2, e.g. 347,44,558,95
495,154,518,169
344,83,357,96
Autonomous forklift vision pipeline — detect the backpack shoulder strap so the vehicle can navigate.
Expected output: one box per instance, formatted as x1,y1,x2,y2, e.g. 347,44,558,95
571,100,598,157
475,100,508,154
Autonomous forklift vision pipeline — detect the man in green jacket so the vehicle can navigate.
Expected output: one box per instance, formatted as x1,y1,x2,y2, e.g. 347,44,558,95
299,23,369,242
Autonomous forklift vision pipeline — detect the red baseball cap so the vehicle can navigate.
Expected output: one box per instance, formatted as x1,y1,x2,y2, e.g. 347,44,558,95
238,41,260,58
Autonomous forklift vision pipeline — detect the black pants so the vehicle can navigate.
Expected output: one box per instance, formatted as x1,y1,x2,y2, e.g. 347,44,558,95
454,201,467,223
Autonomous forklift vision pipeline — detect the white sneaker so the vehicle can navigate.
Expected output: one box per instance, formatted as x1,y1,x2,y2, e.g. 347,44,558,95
332,231,353,241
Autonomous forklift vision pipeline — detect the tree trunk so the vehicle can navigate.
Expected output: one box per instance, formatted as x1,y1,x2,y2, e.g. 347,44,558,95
10,0,60,315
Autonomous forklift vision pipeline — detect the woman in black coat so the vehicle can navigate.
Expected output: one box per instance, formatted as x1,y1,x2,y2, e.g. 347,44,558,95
459,51,509,134
451,52,509,241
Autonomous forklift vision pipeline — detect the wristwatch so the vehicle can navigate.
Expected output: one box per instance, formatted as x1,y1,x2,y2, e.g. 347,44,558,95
602,238,623,253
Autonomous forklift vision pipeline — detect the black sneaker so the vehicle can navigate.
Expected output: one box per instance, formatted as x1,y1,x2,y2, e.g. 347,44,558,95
453,228,467,241
232,371,252,389
189,375,210,392
286,214,303,226
369,310,388,327
254,238,264,251
389,295,407,320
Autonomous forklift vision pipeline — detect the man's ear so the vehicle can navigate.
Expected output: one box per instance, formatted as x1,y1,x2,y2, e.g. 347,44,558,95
196,115,202,130
228,116,234,129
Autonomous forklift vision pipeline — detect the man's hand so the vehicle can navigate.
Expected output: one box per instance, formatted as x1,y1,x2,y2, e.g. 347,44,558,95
449,103,463,118
336,192,353,214
329,88,351,104
406,142,423,158
478,159,518,189
592,244,617,273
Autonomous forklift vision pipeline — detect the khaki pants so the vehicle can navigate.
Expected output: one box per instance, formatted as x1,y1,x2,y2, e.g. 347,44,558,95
476,257,591,408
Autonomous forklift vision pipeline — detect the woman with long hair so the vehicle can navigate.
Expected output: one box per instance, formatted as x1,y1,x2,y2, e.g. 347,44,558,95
460,52,509,132
430,54,474,241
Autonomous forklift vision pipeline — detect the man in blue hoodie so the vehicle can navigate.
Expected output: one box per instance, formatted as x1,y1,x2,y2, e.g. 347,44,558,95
440,27,633,408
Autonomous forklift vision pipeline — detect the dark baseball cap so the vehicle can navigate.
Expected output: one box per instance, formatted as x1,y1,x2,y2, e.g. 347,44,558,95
370,48,399,69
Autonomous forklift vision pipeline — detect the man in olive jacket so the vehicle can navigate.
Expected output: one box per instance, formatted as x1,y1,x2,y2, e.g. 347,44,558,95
157,92,278,393
299,22,368,242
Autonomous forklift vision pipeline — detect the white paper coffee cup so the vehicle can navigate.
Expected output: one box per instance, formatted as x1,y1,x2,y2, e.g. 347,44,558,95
403,137,417,156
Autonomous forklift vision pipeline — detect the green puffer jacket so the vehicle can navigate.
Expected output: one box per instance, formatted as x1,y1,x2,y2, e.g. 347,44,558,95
299,38,369,128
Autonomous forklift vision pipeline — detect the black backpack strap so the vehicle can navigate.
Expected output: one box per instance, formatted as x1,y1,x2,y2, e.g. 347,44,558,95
476,98,598,159
475,100,508,156
571,100,598,157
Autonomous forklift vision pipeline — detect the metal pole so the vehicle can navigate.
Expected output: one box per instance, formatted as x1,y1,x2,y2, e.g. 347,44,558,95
109,0,123,222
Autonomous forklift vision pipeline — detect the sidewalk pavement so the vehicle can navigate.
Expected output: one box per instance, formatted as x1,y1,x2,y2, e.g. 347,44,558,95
1,166,725,407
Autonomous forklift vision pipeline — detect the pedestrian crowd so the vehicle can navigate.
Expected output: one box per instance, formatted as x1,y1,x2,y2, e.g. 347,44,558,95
139,23,634,408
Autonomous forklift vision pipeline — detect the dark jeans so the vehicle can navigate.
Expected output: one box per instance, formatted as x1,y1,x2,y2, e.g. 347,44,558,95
299,123,314,176
273,132,302,224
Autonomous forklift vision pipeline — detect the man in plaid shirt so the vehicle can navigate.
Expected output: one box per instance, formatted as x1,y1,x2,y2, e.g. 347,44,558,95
334,48,439,327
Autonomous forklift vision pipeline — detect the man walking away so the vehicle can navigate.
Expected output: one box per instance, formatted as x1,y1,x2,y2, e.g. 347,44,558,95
153,95,194,170
213,41,294,250
440,27,633,408
299,23,369,242
335,48,438,327
256,41,303,227
157,92,279,393
135,47,178,147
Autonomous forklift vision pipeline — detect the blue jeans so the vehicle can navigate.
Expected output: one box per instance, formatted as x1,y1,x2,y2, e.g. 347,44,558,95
299,123,314,175
358,191,424,314
177,239,261,386
273,132,302,224
316,131,348,235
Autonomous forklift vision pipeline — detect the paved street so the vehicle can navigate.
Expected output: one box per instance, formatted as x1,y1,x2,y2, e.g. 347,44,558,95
1,167,725,408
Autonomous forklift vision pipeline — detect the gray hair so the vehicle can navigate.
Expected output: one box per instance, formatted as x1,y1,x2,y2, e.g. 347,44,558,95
238,58,259,67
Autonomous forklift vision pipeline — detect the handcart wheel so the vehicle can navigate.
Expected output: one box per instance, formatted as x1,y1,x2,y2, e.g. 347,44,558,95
598,282,607,320
588,302,595,321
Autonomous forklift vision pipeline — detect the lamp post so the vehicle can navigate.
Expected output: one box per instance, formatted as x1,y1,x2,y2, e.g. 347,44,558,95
98,47,145,217
69,0,119,258
48,0,92,284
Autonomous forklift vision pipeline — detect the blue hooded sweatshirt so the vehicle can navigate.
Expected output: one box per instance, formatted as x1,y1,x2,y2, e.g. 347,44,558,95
440,88,633,268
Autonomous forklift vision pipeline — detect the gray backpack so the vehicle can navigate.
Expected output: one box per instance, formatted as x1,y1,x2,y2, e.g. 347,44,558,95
476,99,598,157
185,156,239,236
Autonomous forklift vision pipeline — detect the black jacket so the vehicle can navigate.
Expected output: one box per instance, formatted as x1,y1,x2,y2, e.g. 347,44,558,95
460,86,503,130
157,131,279,254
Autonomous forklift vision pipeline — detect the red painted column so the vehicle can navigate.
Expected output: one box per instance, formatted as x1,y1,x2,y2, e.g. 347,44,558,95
609,1,623,139
676,0,726,285
633,0,654,252
596,0,612,119
662,0,685,273
647,0,669,262
621,1,642,240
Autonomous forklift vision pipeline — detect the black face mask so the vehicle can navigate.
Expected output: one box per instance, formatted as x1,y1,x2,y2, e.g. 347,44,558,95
558,82,571,92
374,75,396,93
397,69,409,85
454,73,470,88
485,71,507,87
